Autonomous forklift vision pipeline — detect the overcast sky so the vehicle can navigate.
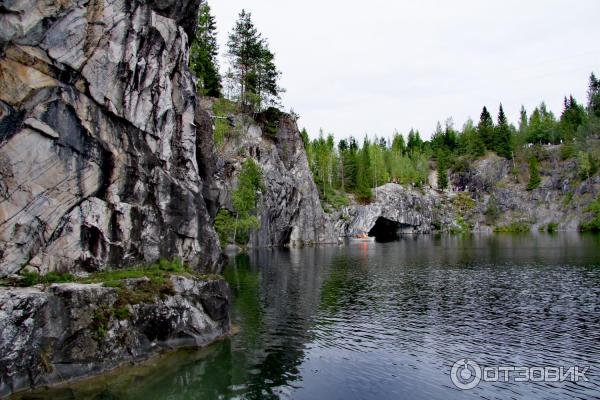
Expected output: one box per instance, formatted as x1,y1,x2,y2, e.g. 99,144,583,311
210,0,600,141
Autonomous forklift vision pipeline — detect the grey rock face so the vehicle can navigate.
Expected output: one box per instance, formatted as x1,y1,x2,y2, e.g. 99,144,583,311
453,151,600,231
0,276,230,398
336,183,456,236
214,111,336,247
0,0,221,276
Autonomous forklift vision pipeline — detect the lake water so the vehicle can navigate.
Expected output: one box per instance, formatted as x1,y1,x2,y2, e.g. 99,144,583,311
16,234,600,399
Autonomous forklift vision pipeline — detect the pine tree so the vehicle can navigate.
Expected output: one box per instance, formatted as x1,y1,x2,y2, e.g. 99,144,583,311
227,10,282,110
189,3,221,97
477,106,495,150
494,104,512,158
227,10,262,106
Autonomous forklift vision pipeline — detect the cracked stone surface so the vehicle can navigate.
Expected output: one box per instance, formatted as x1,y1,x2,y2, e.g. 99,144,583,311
0,0,222,276
0,275,231,397
210,108,337,247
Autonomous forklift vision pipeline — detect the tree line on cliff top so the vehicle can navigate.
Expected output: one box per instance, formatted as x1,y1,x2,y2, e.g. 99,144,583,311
188,4,600,209
189,4,282,111
302,73,600,207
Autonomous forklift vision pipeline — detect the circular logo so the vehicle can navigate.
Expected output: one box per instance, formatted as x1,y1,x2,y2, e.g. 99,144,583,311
451,359,482,390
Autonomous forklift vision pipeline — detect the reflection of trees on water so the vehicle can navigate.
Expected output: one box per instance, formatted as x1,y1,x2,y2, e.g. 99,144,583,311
221,248,341,399
21,233,600,400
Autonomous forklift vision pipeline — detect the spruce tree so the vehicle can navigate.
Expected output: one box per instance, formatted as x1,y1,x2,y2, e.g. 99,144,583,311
587,72,600,118
391,132,406,155
495,104,512,158
477,106,495,151
560,96,586,141
189,3,221,97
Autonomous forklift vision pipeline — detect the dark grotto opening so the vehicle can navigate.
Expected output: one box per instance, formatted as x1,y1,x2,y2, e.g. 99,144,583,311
368,217,416,242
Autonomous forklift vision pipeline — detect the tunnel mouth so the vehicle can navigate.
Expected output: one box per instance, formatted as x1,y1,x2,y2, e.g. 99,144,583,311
368,217,415,242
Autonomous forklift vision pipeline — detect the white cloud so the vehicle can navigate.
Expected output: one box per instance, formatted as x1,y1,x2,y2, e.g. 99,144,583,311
210,0,600,140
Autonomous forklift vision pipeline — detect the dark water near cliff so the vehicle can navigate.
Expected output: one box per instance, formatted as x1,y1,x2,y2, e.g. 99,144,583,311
20,233,600,400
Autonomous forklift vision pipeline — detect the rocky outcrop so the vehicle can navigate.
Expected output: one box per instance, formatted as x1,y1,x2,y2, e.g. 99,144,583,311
336,183,457,237
209,108,336,247
454,150,600,231
0,0,221,277
0,275,231,398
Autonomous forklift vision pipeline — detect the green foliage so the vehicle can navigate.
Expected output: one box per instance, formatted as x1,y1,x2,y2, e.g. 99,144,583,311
588,72,600,119
580,195,600,232
300,128,310,149
577,151,598,180
564,192,574,207
14,259,216,288
213,120,229,148
92,308,111,340
494,104,513,158
494,222,531,233
559,96,586,141
450,217,471,234
322,187,349,212
189,3,221,96
458,119,486,158
212,98,238,149
217,159,264,246
452,192,476,215
546,222,558,233
477,106,495,149
223,255,263,344
527,156,541,191
215,209,236,246
524,102,560,144
437,153,448,190
233,159,265,214
407,129,424,154
18,271,75,286
256,107,282,138
226,10,282,110
560,142,576,160
305,129,430,205
484,195,500,224
213,97,238,116
114,306,130,320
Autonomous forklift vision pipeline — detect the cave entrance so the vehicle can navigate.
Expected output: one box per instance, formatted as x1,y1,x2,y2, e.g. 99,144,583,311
368,217,415,242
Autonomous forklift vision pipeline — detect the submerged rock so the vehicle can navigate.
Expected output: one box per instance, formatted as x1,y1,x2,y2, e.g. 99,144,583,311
0,275,230,398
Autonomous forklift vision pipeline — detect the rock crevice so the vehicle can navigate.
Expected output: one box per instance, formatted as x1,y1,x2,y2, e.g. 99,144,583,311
0,0,221,277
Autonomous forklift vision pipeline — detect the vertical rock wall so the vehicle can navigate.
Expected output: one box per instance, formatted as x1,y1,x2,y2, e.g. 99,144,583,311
209,109,336,247
0,0,222,276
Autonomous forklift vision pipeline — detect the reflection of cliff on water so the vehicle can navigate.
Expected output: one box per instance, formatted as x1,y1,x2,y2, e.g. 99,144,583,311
15,233,600,400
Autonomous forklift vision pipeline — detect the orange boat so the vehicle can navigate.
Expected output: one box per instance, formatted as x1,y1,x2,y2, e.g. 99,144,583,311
349,232,375,242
